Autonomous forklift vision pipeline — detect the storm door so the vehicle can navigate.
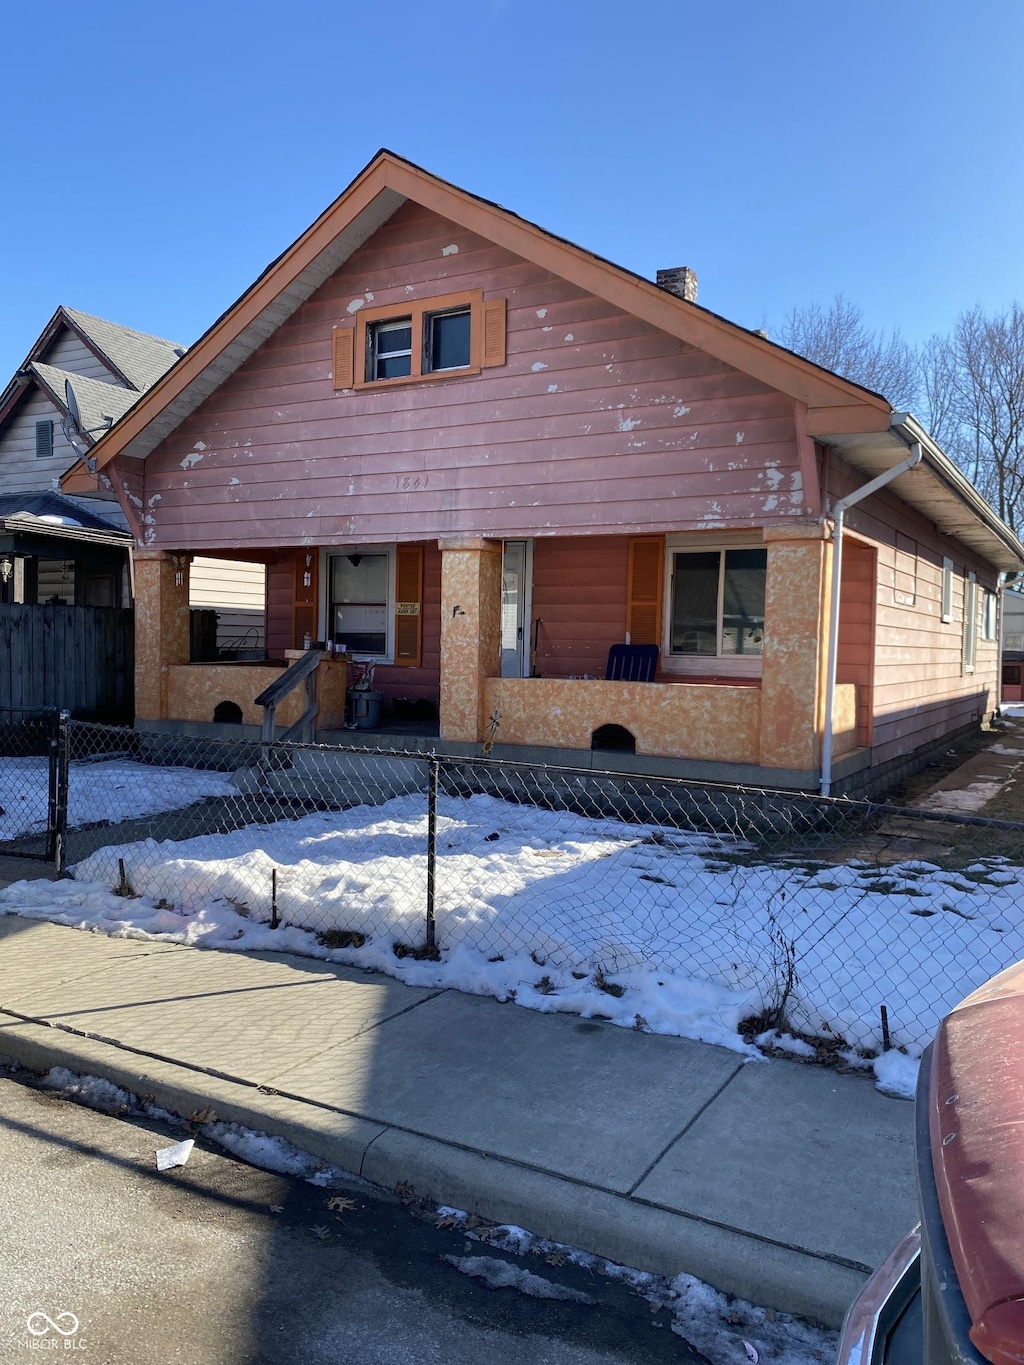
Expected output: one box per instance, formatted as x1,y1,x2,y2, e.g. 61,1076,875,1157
500,540,533,677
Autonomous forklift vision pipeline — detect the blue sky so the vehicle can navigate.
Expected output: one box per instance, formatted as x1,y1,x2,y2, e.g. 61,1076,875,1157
2,0,1022,380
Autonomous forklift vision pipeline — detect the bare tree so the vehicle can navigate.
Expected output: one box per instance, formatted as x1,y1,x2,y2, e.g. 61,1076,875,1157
778,294,920,410
920,305,1024,533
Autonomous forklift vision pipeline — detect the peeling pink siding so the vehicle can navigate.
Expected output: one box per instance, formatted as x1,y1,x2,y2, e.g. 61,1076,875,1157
138,202,806,550
832,455,999,769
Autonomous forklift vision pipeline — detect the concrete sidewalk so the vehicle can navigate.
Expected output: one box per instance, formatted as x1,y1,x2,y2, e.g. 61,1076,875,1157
0,912,916,1328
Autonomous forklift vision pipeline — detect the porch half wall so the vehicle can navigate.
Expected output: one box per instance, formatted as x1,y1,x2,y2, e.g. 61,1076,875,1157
484,677,760,764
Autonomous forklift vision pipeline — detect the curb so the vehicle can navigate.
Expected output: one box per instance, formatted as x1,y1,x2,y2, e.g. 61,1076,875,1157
0,1013,864,1327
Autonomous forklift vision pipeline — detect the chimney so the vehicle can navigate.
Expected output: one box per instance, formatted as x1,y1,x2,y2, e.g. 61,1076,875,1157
656,266,698,303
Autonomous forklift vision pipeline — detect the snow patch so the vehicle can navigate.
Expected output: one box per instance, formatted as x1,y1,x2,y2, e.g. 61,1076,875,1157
917,781,1005,814
873,1050,920,1100
445,1256,594,1303
0,757,235,843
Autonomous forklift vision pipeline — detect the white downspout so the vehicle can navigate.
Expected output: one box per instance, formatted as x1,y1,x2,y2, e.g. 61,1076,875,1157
820,442,923,796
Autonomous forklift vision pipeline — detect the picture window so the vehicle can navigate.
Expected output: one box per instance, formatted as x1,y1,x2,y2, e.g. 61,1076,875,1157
669,548,766,659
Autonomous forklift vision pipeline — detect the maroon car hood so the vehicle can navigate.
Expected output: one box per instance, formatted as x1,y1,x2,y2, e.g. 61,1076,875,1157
931,961,1024,1364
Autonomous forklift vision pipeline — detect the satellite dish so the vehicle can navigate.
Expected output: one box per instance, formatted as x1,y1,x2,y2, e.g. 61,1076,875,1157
61,379,98,471
65,378,83,431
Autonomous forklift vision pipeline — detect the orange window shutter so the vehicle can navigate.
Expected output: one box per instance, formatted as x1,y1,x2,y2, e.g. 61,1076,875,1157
394,544,423,667
481,299,506,368
333,328,355,389
627,537,664,646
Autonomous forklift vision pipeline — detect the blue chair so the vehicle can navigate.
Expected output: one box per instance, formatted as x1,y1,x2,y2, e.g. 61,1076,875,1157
605,643,659,682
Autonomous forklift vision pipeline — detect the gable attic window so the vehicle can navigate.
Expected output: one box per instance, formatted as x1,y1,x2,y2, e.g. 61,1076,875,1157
333,290,506,391
35,420,53,458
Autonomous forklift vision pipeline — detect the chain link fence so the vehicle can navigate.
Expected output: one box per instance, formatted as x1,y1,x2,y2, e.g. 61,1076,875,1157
0,707,64,860
4,713,1024,1055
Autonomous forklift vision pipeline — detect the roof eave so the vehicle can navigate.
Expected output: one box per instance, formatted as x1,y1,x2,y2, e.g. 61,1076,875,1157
820,414,1024,572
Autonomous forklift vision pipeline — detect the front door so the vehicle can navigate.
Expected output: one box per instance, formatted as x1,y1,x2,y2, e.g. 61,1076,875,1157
500,540,532,677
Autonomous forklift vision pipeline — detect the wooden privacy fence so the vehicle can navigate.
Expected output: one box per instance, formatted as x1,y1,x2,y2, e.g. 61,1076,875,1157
0,605,134,722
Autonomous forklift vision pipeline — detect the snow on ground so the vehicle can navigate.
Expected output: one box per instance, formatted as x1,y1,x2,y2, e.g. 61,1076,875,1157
916,779,1006,813
438,1208,837,1365
0,756,235,842
4,787,1021,1082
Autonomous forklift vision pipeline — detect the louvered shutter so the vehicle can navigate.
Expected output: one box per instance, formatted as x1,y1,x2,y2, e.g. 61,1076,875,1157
394,545,423,667
332,328,355,389
481,299,506,368
35,420,53,458
626,537,664,646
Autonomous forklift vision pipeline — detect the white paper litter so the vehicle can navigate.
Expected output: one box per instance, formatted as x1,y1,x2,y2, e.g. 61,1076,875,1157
155,1138,194,1170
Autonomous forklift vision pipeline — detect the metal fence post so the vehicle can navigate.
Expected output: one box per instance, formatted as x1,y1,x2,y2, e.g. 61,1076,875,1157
425,755,438,949
50,710,71,874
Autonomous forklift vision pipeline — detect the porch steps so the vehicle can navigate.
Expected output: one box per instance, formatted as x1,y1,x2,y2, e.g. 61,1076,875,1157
231,745,425,808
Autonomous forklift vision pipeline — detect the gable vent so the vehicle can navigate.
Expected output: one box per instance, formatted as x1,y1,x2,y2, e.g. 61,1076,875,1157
35,420,54,458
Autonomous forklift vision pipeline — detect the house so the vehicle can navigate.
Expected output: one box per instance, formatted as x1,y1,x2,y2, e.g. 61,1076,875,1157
61,151,1024,795
0,305,186,607
0,307,267,668
1001,589,1024,702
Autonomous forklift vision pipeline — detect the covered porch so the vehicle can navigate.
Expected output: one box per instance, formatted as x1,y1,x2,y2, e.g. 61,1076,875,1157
133,525,861,784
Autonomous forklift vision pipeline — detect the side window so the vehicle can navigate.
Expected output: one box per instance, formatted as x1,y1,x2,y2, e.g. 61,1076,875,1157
963,573,977,674
982,591,998,642
941,558,953,623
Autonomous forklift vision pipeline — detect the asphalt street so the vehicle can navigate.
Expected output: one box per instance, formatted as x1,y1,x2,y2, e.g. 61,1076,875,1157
0,1071,705,1365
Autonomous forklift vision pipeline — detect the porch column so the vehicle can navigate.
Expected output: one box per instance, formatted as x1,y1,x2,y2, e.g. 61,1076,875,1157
759,523,829,774
133,549,191,720
438,536,502,742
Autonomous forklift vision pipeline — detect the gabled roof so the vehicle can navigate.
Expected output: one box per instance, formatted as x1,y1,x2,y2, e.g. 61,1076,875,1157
0,306,185,454
59,308,184,393
72,149,894,476
30,362,141,438
59,150,1024,571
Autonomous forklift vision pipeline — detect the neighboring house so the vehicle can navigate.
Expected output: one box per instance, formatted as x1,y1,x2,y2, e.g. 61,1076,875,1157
62,151,1024,795
0,307,264,654
1001,589,1024,701
0,306,185,604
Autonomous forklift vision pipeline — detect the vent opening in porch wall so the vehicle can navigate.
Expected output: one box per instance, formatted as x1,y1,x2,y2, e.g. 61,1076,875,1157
591,723,636,753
